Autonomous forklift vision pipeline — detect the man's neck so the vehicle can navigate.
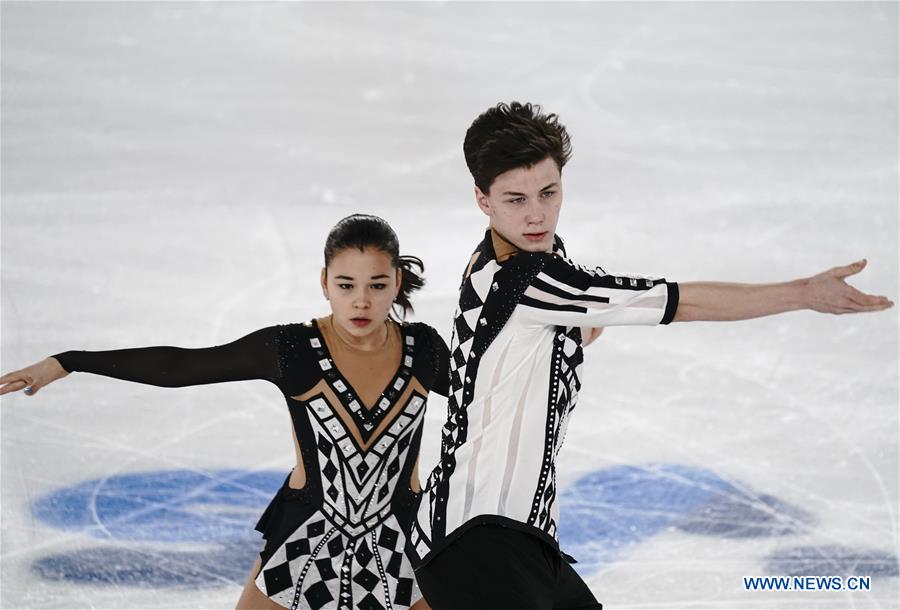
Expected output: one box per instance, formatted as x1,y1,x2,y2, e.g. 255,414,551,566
488,227,520,262
488,226,555,261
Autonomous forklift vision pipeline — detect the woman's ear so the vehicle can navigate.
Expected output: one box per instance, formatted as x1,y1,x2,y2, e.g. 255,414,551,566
395,267,403,300
320,268,329,300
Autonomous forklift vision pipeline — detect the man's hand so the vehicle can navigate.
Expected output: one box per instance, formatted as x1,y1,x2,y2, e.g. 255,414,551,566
675,259,893,322
805,259,893,314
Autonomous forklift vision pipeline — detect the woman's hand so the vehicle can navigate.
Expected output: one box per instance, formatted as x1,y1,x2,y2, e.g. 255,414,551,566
0,358,69,396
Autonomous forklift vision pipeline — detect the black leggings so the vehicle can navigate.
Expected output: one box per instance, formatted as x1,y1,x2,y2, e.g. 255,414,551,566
415,525,602,610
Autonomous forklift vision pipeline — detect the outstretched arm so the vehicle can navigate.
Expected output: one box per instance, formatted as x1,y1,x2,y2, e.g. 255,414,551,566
674,259,893,322
0,326,282,397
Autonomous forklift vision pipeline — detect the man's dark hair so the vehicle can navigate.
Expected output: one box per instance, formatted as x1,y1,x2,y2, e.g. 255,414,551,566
463,101,573,193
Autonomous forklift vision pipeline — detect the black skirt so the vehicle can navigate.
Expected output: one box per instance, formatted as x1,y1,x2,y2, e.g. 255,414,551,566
255,474,318,567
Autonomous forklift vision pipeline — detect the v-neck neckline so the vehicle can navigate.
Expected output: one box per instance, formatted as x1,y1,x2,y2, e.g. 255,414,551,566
310,318,414,435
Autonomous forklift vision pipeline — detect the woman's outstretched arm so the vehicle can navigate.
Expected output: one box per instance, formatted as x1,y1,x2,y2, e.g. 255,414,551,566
0,326,282,397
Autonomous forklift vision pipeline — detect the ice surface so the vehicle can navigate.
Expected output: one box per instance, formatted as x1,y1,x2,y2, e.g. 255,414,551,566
2,2,897,609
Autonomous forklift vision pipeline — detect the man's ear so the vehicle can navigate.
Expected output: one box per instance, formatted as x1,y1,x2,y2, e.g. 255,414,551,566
320,268,328,299
475,186,491,217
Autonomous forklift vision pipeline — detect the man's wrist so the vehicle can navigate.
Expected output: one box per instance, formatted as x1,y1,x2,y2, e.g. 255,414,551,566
787,277,813,312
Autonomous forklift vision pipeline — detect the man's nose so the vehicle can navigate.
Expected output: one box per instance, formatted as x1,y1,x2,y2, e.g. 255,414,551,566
525,198,544,224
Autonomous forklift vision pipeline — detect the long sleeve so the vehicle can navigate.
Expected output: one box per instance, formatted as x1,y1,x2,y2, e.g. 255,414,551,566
52,326,282,388
429,328,451,398
517,253,679,328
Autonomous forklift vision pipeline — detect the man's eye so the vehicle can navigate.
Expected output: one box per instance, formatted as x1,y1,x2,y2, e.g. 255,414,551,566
508,197,525,205
371,284,387,290
541,190,555,198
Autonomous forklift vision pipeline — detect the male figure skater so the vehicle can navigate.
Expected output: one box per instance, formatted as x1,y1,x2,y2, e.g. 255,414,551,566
407,101,893,610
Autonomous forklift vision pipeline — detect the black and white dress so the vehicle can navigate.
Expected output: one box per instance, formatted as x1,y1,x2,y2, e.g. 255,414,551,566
54,319,449,610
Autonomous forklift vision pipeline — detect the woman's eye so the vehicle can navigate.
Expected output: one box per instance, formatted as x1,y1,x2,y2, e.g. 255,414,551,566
371,283,387,290
338,284,353,290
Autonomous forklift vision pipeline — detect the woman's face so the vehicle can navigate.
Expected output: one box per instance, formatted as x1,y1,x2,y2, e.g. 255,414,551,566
321,247,401,339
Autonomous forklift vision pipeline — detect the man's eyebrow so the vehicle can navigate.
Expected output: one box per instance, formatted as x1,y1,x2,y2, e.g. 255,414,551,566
501,182,559,196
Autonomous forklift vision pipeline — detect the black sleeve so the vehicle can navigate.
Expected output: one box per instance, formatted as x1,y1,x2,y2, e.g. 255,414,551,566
52,326,282,388
421,324,451,398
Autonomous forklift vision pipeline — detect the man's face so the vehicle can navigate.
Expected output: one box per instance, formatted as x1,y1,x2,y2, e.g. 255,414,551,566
475,156,562,253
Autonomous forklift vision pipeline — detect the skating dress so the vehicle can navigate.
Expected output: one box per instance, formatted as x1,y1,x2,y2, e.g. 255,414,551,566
54,317,449,610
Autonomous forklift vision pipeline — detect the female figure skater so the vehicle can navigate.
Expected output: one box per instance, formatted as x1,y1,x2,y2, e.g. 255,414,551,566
0,214,445,610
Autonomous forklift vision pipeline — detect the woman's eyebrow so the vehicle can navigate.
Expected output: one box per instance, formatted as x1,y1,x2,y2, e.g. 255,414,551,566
333,273,390,280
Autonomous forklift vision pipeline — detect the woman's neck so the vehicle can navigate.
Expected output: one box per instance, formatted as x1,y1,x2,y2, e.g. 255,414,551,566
328,315,390,352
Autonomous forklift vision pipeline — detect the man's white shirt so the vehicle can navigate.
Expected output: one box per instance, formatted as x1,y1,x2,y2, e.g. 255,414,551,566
409,229,679,567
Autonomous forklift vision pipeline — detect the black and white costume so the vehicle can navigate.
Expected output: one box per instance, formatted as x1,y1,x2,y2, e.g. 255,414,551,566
54,319,449,610
409,229,679,568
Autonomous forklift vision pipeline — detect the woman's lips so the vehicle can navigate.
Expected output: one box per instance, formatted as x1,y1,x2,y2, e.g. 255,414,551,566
524,232,548,242
350,318,371,327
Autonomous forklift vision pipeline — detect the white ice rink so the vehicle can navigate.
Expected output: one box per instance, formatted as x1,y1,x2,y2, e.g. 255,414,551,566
2,2,898,609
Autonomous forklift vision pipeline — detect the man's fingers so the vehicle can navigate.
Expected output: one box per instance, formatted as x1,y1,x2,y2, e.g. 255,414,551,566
857,300,894,312
846,288,893,309
833,259,867,279
831,293,893,314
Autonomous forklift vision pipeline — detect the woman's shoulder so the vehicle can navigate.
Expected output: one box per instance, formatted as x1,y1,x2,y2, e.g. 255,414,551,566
270,320,326,390
401,321,448,352
272,320,323,362
275,320,319,341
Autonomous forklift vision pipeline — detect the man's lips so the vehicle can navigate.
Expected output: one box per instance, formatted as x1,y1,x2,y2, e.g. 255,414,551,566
524,231,548,242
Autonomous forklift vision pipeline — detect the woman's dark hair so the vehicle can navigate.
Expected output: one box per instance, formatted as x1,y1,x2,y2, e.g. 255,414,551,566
463,101,573,194
324,214,424,319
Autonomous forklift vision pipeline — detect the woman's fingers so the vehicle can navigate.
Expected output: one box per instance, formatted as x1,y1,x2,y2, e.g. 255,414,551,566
0,369,34,395
0,359,66,397
0,370,27,385
0,379,30,396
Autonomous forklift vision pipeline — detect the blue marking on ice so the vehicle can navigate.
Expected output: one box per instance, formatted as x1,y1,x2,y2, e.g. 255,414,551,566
31,469,285,586
765,545,900,578
32,541,261,588
558,463,816,574
32,469,284,542
36,464,895,588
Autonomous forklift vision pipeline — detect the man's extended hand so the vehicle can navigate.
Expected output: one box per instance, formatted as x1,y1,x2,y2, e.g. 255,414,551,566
805,259,893,314
675,259,893,322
